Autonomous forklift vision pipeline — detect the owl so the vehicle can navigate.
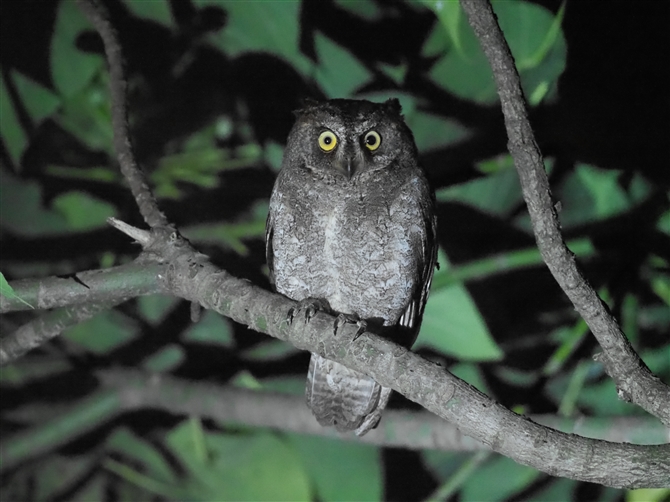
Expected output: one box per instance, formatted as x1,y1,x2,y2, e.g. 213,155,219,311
266,98,437,436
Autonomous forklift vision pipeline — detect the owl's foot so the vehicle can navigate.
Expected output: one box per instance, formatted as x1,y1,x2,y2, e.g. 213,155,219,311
287,298,331,325
334,313,367,340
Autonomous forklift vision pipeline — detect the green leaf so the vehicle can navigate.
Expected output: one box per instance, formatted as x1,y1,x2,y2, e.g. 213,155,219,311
30,454,98,502
51,0,104,97
0,170,70,236
55,75,114,153
539,164,650,229
165,426,311,501
64,310,138,354
142,344,186,372
436,162,523,216
314,32,372,98
462,456,540,501
183,201,268,255
123,0,173,25
181,310,234,348
450,363,489,393
52,191,116,231
137,295,180,325
416,250,503,361
657,204,670,236
424,0,566,105
0,272,33,308
627,489,670,502
107,428,177,485
0,72,28,165
199,0,311,75
11,70,61,123
287,434,382,502
0,357,70,387
333,0,383,21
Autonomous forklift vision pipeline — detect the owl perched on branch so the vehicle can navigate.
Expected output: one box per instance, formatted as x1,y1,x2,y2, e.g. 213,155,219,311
266,98,437,436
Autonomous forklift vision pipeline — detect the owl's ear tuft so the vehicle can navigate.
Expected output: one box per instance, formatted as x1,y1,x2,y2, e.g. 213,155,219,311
293,97,322,117
384,98,402,116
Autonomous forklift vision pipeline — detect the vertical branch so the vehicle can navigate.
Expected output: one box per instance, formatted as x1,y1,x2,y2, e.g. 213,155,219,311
77,0,168,229
459,0,670,426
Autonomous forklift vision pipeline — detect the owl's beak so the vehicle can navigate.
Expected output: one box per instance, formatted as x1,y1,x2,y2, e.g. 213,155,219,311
335,153,363,180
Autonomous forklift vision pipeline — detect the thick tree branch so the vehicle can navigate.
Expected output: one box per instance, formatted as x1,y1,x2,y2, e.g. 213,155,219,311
459,0,670,426
0,262,164,314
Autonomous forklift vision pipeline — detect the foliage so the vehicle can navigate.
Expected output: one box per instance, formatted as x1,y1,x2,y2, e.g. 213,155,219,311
1,0,668,500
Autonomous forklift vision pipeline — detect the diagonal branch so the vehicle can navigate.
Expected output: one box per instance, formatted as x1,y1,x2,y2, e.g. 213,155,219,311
459,0,670,426
76,0,168,228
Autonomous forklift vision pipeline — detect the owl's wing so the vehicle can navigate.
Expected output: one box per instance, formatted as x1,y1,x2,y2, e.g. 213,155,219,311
396,180,438,344
265,209,276,288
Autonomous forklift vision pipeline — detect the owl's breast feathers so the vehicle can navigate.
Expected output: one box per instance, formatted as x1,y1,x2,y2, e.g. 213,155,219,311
267,163,436,344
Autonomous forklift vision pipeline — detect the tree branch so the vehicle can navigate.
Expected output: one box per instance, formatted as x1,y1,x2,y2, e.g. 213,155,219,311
98,369,670,450
459,0,670,426
76,0,168,228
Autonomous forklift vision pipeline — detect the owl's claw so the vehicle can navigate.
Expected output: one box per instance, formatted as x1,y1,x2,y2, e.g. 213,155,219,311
287,298,331,325
334,313,367,340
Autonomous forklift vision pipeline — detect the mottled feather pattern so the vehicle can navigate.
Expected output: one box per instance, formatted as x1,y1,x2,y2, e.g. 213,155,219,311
267,99,437,435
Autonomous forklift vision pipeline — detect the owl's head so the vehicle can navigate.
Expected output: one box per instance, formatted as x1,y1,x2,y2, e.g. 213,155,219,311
285,98,418,181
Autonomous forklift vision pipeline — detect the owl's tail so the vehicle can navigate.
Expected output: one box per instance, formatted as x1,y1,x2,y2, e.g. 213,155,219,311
305,352,392,436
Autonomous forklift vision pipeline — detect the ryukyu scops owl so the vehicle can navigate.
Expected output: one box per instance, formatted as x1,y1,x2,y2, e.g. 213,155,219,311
266,99,437,436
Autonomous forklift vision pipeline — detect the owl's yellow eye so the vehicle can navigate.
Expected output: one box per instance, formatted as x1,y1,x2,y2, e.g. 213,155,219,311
364,130,381,151
318,130,338,152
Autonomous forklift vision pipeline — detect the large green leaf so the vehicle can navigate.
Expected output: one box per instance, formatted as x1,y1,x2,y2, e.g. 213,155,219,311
181,310,235,348
0,70,61,167
51,0,104,97
198,0,311,75
52,190,117,231
313,33,372,98
64,310,138,354
106,428,177,485
516,164,652,230
422,0,566,105
0,170,70,236
436,157,523,217
462,456,541,501
416,250,503,361
165,425,311,501
287,434,382,502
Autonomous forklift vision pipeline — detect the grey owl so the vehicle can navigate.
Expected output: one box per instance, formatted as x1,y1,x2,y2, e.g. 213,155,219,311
266,99,437,436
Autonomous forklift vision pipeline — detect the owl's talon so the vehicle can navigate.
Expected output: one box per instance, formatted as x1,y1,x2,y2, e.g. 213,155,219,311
333,313,367,340
287,298,331,325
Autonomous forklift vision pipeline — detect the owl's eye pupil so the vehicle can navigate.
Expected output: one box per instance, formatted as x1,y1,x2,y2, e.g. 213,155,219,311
364,131,381,151
324,137,332,145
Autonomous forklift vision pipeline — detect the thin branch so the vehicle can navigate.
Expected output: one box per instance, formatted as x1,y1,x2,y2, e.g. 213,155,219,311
459,0,670,426
1,301,119,364
76,0,168,228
